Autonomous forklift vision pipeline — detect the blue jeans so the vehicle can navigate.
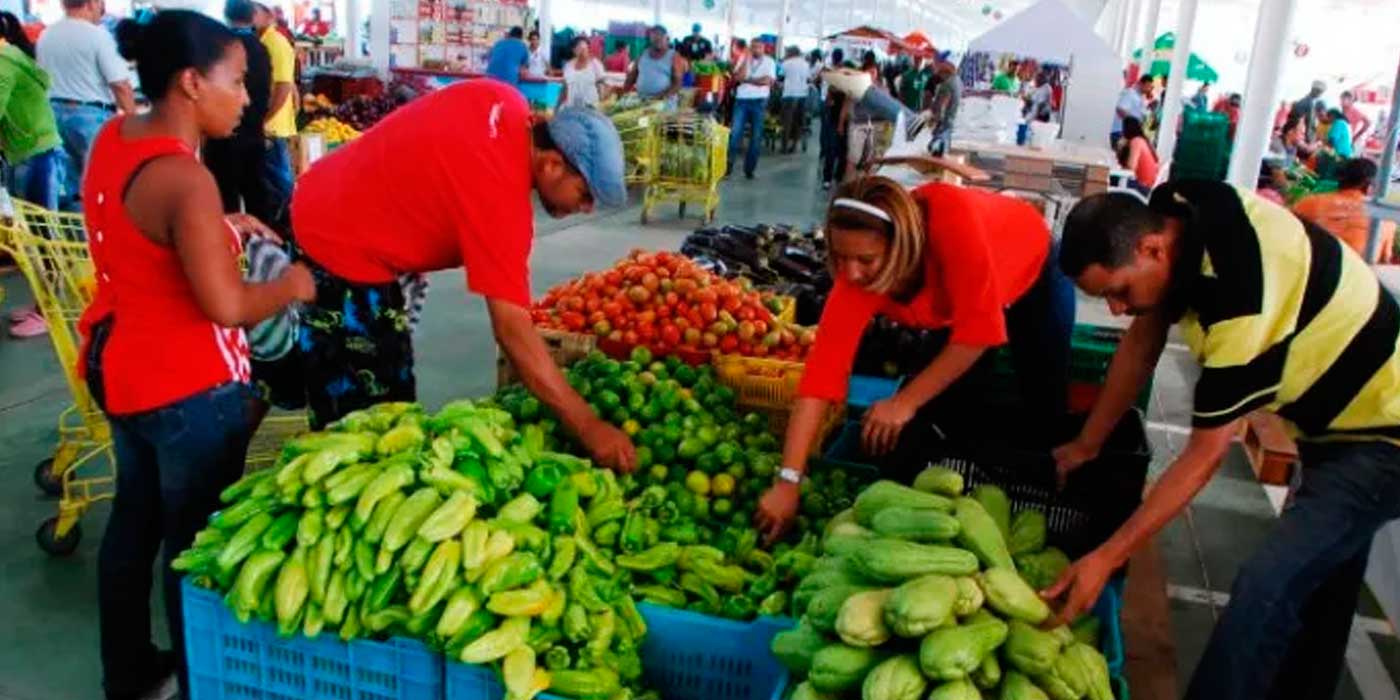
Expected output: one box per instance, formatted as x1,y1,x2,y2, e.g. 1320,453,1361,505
98,382,258,698
10,147,63,210
52,100,113,211
1186,440,1400,700
262,137,293,226
1002,238,1076,422
728,98,766,177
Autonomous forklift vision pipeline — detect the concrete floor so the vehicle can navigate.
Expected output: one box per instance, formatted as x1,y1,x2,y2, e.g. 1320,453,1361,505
1,145,1398,699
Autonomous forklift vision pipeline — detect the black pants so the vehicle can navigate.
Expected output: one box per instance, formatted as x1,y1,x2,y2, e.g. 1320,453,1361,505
99,382,257,698
820,110,847,184
204,136,278,230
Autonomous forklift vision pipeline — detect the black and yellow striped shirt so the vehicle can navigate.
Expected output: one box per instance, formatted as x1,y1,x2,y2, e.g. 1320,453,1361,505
1151,181,1400,442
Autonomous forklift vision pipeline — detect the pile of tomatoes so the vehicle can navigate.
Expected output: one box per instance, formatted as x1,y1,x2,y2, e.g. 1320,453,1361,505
531,250,815,361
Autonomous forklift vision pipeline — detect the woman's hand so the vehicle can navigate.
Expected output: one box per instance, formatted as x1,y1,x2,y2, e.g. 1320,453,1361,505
755,480,801,545
285,263,317,303
1052,437,1101,489
861,396,916,456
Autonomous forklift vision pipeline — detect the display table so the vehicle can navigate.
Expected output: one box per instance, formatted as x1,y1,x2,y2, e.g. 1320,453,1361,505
391,67,563,109
951,138,1119,168
952,138,1116,199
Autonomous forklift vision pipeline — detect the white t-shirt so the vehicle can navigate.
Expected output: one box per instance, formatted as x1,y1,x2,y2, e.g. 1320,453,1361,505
36,17,131,104
736,55,776,100
1112,88,1145,132
527,48,549,78
780,57,810,99
562,58,605,108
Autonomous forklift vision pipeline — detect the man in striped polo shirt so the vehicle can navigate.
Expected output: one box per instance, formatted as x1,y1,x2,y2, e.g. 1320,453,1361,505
1048,180,1400,700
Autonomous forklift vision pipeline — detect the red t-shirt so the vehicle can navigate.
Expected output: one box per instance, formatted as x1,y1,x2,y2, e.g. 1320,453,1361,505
798,184,1050,402
292,79,534,307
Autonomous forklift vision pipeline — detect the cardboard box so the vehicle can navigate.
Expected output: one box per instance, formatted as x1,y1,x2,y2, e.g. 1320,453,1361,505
1085,165,1111,183
1081,180,1109,195
1003,172,1056,191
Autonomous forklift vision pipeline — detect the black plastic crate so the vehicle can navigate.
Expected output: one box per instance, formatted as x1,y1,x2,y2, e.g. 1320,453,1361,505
824,409,1150,559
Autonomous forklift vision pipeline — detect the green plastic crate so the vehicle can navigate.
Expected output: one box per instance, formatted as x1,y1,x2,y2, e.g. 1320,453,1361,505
990,324,1153,412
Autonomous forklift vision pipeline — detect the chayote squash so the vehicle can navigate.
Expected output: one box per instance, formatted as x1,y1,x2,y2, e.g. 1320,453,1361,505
850,539,979,583
794,561,873,615
1058,642,1113,700
971,485,1012,540
972,652,1002,690
1015,548,1072,591
954,498,1015,570
912,464,965,497
871,507,961,542
791,680,839,700
807,584,878,633
980,567,1052,624
953,576,985,617
1004,620,1066,676
771,621,831,677
1008,510,1047,556
809,643,889,693
825,509,875,541
854,481,954,526
1070,615,1102,648
883,574,957,638
927,679,984,700
1001,670,1051,700
918,615,1008,681
836,588,896,647
1033,668,1082,700
860,654,928,700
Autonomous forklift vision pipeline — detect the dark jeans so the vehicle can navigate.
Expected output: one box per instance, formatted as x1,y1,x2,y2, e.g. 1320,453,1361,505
728,98,766,177
1186,440,1400,700
780,97,806,151
1002,238,1076,422
9,147,63,210
262,137,293,226
205,136,277,230
820,111,847,184
99,381,257,698
52,101,114,211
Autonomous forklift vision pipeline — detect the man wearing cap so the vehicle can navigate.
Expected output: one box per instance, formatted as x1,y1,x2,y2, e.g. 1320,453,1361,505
276,80,637,471
1289,80,1328,142
678,24,712,63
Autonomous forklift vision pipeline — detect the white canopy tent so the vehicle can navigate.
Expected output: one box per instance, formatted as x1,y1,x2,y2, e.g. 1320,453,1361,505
966,0,1123,146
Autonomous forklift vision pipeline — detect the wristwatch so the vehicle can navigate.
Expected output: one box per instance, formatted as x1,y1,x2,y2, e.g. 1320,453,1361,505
777,467,805,485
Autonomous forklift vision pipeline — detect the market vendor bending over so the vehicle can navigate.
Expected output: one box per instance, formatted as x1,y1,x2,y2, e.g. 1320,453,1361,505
273,79,635,471
1045,183,1400,700
755,176,1075,541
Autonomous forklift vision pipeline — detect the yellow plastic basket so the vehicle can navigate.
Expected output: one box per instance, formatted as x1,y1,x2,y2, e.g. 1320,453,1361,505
711,353,844,455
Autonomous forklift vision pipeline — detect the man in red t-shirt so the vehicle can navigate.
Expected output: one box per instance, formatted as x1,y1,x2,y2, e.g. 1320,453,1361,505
270,79,635,471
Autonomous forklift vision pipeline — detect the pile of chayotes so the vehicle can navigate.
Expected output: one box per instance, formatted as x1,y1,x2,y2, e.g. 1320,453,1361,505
173,356,872,700
771,474,1110,700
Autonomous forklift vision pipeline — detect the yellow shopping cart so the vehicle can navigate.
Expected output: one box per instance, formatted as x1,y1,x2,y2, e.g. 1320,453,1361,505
0,197,308,555
0,197,112,555
641,113,728,224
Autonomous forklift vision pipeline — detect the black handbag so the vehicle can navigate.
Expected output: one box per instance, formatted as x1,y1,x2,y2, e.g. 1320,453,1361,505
83,314,113,414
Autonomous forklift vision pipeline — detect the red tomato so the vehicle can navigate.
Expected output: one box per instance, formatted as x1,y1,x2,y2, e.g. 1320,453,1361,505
737,320,756,342
698,302,718,323
752,343,769,356
585,297,601,314
564,297,584,312
622,330,640,346
660,323,681,346
601,301,623,317
641,272,660,292
693,288,718,305
701,331,719,348
637,323,656,342
719,335,739,352
655,305,672,320
664,291,680,307
753,320,769,335
683,327,702,346
637,310,657,325
588,310,606,324
603,270,623,287
593,320,612,335
560,311,586,331
608,329,623,343
721,295,741,313
738,341,753,355
736,306,755,322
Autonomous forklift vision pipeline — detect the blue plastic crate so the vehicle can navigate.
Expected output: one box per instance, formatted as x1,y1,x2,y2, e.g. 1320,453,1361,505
847,374,902,412
1094,576,1128,683
446,603,791,700
182,580,444,700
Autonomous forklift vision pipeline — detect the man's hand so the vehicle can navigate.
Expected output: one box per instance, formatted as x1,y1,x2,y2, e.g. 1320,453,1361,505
580,419,636,472
755,480,801,545
1052,438,1101,489
1041,547,1116,626
861,396,915,456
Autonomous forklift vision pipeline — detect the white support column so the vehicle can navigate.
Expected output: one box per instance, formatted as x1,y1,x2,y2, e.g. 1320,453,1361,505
1154,0,1199,167
345,0,361,57
1127,0,1145,59
538,0,552,60
1366,55,1400,261
1137,0,1162,77
777,0,791,53
653,0,662,28
725,0,738,57
1226,0,1298,189
816,0,826,40
369,0,389,74
1107,0,1127,56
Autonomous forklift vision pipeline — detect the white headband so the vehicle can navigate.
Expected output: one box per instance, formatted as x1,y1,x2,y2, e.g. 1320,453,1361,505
832,197,893,223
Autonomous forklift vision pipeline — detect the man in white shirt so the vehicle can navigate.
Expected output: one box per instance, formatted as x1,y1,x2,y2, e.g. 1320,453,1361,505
778,45,811,154
727,38,775,179
527,30,549,78
1111,75,1152,148
36,0,135,210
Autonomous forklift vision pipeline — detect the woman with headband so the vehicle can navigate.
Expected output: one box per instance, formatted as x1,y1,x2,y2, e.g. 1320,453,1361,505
755,176,1075,542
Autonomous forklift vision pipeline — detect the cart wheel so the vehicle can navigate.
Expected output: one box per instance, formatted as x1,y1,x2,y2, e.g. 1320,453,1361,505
36,517,81,556
34,458,63,497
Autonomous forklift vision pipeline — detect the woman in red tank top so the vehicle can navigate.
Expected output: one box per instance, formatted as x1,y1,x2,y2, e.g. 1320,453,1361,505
86,12,314,700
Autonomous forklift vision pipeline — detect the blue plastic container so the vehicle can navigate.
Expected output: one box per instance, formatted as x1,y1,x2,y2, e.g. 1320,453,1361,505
846,374,902,413
182,580,443,700
445,603,792,700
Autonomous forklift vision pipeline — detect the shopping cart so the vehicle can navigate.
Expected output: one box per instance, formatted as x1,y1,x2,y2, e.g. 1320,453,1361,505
641,113,728,224
0,196,113,555
0,197,309,555
607,99,664,186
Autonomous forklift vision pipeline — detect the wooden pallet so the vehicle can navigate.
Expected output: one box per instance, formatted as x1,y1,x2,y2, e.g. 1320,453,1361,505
1241,411,1298,485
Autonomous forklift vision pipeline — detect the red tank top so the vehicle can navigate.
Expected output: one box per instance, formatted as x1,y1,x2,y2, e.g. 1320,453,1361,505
77,118,251,415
